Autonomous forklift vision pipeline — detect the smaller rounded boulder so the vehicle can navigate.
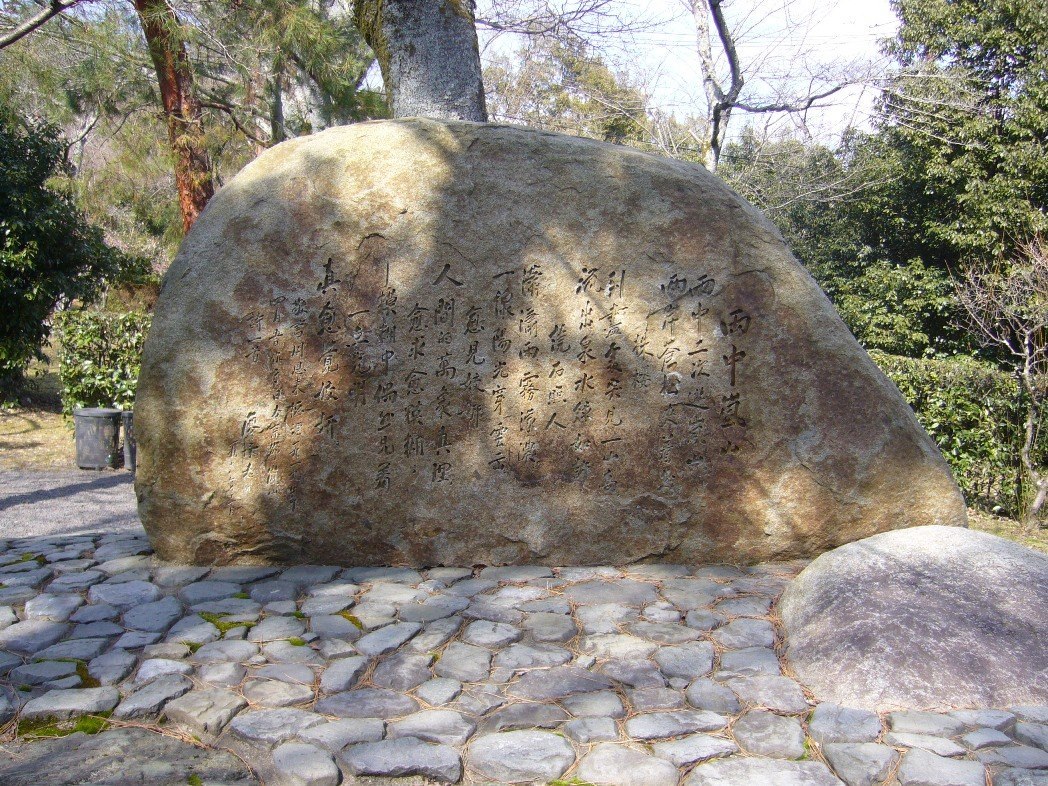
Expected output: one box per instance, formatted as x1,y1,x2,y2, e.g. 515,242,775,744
779,525,1048,711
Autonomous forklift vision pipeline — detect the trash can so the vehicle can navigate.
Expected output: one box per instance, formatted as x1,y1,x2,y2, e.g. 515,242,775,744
122,410,136,474
73,407,123,470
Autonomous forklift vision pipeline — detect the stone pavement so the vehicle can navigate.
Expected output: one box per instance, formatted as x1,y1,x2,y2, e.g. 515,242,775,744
0,530,1046,786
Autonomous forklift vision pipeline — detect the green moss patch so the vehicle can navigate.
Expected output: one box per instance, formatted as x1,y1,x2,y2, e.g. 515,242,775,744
18,711,111,739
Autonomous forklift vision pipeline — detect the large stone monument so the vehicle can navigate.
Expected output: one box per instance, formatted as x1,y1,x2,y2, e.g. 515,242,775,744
135,119,966,566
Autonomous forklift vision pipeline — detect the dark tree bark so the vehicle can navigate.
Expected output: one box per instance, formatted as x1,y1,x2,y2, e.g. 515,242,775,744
133,0,215,233
353,0,487,121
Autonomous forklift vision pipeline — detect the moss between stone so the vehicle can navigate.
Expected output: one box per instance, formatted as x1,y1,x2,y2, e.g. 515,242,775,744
337,611,364,630
17,711,112,739
232,592,250,600
181,641,203,653
287,637,306,647
186,775,204,786
198,612,255,634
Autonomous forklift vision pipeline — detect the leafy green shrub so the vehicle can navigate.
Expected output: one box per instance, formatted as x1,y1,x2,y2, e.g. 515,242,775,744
870,350,1032,513
0,99,134,398
55,309,151,414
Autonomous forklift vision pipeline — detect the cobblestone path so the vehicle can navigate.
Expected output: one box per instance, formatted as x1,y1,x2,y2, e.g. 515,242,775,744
0,527,1045,785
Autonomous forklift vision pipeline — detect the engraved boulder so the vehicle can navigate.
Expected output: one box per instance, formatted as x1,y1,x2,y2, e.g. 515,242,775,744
135,118,966,566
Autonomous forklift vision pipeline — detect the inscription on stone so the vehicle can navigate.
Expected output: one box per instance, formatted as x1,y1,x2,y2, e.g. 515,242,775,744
135,119,966,566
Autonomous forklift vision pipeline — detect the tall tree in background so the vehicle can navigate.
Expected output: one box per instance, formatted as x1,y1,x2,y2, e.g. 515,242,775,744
353,0,487,121
957,240,1048,523
883,0,1048,261
685,0,868,170
132,0,213,233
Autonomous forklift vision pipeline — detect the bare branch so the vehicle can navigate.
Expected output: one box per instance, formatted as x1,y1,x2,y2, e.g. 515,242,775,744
0,0,86,50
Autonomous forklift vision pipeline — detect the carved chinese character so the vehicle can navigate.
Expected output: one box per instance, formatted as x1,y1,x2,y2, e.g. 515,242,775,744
723,344,746,386
521,263,543,295
432,462,452,483
576,266,599,294
318,257,341,293
549,324,571,352
464,306,484,335
722,308,752,336
407,303,430,333
492,288,514,317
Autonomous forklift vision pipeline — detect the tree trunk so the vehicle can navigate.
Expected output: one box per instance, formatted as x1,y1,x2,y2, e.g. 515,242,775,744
133,0,215,234
353,0,487,121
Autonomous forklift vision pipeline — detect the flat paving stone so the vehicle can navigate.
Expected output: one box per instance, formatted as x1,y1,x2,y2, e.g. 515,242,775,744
315,687,419,718
576,744,680,786
718,646,782,678
86,580,161,608
961,727,1013,749
889,710,967,736
466,729,575,783
995,770,1048,786
686,758,845,785
372,651,434,691
34,636,110,661
243,678,314,707
88,648,137,685
727,675,810,713
1017,722,1048,751
897,748,985,786
493,642,572,668
164,688,247,734
734,709,807,758
711,617,777,648
578,603,637,634
113,674,193,719
22,687,120,720
523,612,578,642
951,708,1017,730
565,579,658,606
579,633,659,659
809,703,882,745
399,595,470,623
388,708,476,745
343,737,461,783
319,655,368,693
24,593,82,621
191,639,258,662
355,621,421,656
507,664,613,700
482,702,569,732
272,742,339,786
230,707,325,745
652,733,739,766
296,718,385,751
462,620,521,647
564,716,618,742
10,660,78,685
178,580,240,604
433,641,492,682
417,677,462,706
687,678,743,713
0,619,69,654
563,689,627,718
823,743,899,786
1014,707,1048,724
0,726,257,786
626,709,728,739
656,640,715,679
121,595,183,632
601,657,667,688
976,744,1048,769
885,731,967,757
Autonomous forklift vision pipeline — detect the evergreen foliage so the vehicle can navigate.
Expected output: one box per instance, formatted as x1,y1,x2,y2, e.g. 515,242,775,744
0,100,133,396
